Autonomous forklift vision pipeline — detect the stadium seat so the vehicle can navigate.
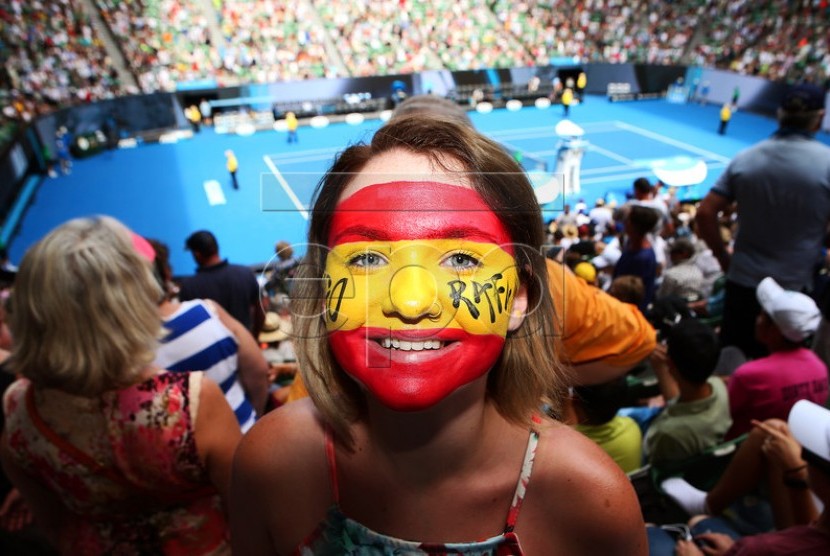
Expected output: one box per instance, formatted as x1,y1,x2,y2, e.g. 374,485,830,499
651,433,749,493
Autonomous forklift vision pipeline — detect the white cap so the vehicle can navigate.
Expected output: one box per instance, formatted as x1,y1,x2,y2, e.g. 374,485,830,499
756,277,820,342
592,245,622,270
789,400,830,462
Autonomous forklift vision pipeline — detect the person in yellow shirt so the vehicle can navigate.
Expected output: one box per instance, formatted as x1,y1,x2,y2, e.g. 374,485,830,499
718,103,732,135
225,149,239,190
562,87,574,117
285,111,298,144
186,105,202,133
576,71,587,101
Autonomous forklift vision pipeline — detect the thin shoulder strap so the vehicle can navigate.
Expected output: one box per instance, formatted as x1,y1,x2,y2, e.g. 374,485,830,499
323,424,340,503
503,428,540,533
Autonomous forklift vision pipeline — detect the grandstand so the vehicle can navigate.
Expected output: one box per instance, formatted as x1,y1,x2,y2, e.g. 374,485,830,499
5,3,830,550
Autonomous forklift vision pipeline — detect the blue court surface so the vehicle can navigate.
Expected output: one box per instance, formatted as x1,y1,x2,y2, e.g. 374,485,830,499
12,96,830,274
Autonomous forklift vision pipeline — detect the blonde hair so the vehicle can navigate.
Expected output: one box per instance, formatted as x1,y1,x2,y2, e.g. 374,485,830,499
293,115,567,444
8,216,163,395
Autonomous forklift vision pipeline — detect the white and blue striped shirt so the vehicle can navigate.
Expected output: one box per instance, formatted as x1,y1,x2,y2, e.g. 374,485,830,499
155,299,256,432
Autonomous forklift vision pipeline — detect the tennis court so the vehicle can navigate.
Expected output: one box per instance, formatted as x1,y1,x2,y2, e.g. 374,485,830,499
11,96,826,274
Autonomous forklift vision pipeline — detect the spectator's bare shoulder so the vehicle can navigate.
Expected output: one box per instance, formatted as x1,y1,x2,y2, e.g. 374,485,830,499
235,397,326,478
522,421,646,555
231,398,330,553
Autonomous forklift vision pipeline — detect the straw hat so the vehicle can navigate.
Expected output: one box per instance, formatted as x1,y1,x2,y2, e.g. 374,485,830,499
259,312,292,343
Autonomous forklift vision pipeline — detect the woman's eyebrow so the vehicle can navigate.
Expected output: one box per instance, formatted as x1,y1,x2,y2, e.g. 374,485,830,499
437,225,504,244
330,225,393,244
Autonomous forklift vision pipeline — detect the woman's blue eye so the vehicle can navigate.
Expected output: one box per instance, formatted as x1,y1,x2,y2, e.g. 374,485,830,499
348,252,387,268
445,253,480,270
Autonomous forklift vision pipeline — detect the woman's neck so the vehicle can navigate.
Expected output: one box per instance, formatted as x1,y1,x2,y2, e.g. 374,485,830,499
361,377,508,484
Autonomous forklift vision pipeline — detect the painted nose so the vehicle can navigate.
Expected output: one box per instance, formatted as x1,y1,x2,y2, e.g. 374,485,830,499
385,265,440,320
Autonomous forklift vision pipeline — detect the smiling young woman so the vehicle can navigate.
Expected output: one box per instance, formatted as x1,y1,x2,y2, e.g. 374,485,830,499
230,115,647,555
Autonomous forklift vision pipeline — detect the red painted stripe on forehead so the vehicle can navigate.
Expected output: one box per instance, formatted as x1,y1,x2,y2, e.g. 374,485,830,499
328,181,513,251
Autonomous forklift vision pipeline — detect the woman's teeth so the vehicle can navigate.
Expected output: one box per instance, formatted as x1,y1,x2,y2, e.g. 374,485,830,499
380,338,443,351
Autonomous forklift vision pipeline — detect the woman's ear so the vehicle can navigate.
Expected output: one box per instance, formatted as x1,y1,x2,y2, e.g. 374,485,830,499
508,283,528,331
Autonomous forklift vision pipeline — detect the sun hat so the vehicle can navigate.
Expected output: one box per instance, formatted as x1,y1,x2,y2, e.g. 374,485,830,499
259,311,292,343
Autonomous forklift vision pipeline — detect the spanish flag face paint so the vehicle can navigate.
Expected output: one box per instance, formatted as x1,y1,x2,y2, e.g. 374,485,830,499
325,181,522,411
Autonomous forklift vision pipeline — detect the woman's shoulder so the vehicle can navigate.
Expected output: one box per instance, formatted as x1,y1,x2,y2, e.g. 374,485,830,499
2,377,29,424
534,420,630,487
521,420,646,555
240,398,325,455
234,398,331,500
232,399,333,552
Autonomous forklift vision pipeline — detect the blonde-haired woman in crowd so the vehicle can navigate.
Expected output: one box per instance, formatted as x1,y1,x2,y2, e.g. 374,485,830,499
231,115,646,554
0,216,239,554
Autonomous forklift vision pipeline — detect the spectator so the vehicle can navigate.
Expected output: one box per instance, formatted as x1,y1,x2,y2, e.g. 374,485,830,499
282,94,657,408
591,245,621,292
657,238,706,303
0,216,239,553
626,176,672,273
644,319,731,465
725,277,828,440
180,230,264,338
656,400,830,554
230,115,647,554
265,240,300,296
555,203,579,228
589,197,615,237
608,275,646,307
148,238,270,432
696,84,830,359
571,376,644,473
614,205,660,310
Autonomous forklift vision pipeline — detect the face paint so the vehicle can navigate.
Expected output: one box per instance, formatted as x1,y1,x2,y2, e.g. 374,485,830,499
325,181,521,411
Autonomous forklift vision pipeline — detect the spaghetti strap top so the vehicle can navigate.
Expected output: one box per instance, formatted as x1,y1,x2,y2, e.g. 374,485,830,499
294,427,540,555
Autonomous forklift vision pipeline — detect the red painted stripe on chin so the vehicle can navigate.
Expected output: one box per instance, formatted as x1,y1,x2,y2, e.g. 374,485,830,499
328,327,505,411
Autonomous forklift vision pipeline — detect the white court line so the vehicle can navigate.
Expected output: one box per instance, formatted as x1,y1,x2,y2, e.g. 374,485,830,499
613,121,732,163
262,155,309,221
203,180,226,206
587,144,637,165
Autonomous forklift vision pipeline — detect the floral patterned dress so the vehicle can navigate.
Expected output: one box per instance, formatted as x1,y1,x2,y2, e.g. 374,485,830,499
294,427,539,556
2,371,229,555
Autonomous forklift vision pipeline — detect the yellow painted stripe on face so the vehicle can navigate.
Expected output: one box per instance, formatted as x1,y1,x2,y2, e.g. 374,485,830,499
324,239,520,336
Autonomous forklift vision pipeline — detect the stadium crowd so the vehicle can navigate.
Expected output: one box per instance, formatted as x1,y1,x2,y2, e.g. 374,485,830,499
1,0,131,119
2,0,830,123
0,84,828,553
